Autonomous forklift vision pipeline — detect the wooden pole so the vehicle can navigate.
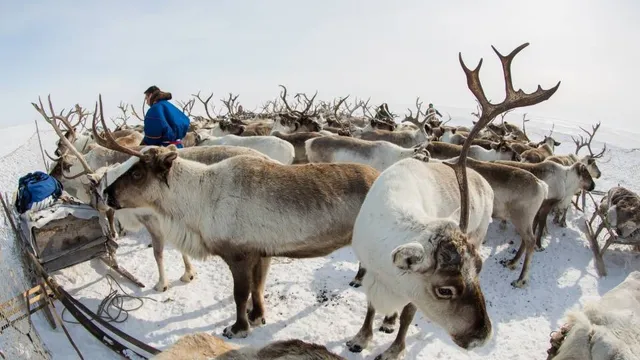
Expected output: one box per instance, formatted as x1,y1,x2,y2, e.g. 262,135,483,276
34,120,49,172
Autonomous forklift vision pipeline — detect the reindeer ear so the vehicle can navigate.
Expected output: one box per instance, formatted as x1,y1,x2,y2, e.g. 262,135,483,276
391,242,432,273
554,140,561,146
606,205,618,227
452,128,457,134
167,144,178,152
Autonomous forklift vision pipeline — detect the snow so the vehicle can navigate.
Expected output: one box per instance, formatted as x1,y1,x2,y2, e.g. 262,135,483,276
0,117,639,360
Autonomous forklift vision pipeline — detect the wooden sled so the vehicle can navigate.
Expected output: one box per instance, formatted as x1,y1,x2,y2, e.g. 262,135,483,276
583,192,640,277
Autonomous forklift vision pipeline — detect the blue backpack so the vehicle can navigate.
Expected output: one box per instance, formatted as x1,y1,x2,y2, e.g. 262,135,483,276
14,171,63,214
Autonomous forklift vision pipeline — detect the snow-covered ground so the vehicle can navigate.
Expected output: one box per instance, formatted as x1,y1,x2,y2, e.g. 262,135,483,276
1,114,639,360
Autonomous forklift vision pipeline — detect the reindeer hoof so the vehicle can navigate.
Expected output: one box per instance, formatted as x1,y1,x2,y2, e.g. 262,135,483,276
154,283,168,292
535,246,546,252
222,325,249,339
180,272,196,283
511,279,528,288
499,259,517,270
349,279,362,288
347,334,372,353
379,325,395,334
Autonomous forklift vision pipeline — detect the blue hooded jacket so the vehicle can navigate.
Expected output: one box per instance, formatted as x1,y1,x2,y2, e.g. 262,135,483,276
143,99,190,148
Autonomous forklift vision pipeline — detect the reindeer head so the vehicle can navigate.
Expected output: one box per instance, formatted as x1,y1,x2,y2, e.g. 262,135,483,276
581,155,602,179
440,127,457,142
542,136,561,149
572,162,596,192
271,114,300,133
104,146,178,210
490,141,522,161
391,220,489,349
218,119,245,135
600,187,640,239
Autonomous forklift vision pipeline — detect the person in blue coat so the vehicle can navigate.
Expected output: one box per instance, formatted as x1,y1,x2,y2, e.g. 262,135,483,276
141,86,190,148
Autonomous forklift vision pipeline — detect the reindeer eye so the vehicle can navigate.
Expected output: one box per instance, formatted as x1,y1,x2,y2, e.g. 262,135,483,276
435,286,456,299
131,170,143,181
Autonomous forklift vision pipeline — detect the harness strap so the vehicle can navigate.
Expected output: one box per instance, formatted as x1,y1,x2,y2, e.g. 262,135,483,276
162,139,182,146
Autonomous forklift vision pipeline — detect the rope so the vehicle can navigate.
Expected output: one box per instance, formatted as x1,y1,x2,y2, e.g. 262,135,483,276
61,273,156,324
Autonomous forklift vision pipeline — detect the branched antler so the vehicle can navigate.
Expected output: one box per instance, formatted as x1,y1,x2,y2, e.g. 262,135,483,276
403,97,424,126
221,93,240,117
32,95,94,178
452,42,561,232
112,101,130,130
130,100,146,122
92,95,144,158
192,91,216,122
332,95,350,128
572,122,606,158
177,99,195,118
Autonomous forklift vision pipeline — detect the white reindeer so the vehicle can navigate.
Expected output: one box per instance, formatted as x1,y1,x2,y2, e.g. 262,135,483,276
305,136,430,172
548,271,640,360
196,132,294,165
346,42,561,359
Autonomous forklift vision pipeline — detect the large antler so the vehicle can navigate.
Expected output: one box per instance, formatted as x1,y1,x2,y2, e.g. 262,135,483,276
32,95,94,179
332,95,350,128
192,91,217,122
130,99,146,122
92,95,144,158
403,97,424,126
221,93,240,117
572,121,606,158
452,42,561,232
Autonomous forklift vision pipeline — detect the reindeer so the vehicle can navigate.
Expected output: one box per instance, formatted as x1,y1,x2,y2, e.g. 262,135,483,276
545,122,606,226
595,186,640,241
195,132,295,165
520,126,561,163
425,141,521,162
305,136,430,172
269,85,322,134
40,98,279,292
357,106,431,148
494,159,595,249
346,43,560,359
271,131,325,164
455,157,548,288
89,95,381,339
152,333,345,360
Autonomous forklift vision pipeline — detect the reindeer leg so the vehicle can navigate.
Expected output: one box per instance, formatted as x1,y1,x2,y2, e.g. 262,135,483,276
511,221,536,288
347,302,376,352
248,257,271,327
503,240,526,270
148,228,168,292
349,262,366,288
179,255,196,283
374,303,417,360
223,255,255,339
380,312,398,333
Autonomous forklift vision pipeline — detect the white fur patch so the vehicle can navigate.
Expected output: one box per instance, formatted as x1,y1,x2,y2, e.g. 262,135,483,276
95,146,154,197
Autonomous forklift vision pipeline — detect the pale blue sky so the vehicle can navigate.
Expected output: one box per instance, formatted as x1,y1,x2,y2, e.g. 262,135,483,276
1,0,638,132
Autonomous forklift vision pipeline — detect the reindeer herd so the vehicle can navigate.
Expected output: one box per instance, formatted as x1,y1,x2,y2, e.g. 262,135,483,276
30,43,629,359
